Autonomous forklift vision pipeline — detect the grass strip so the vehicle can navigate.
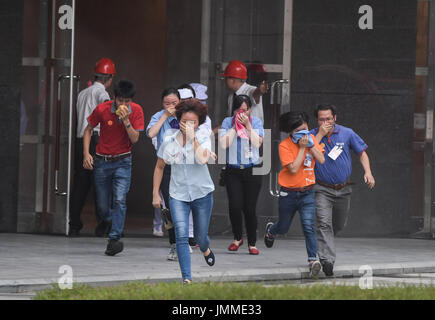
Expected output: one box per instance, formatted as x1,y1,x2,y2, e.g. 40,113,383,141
33,281,435,300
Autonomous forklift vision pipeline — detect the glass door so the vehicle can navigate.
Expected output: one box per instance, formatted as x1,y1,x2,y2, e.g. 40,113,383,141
202,0,293,226
19,0,77,235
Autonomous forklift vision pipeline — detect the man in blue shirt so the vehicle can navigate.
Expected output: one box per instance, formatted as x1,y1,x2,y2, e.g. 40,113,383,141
310,104,375,276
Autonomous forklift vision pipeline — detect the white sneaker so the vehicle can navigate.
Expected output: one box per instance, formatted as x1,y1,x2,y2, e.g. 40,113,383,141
189,246,193,254
153,228,164,237
167,244,178,261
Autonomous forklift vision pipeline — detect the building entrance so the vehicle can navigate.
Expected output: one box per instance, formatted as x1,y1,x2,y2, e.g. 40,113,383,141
19,0,166,236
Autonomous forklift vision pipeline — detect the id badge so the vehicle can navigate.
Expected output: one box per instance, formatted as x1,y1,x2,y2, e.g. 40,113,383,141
244,146,253,159
328,146,343,161
304,153,312,167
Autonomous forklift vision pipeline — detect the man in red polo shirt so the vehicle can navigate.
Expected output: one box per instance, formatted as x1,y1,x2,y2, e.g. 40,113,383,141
83,80,144,256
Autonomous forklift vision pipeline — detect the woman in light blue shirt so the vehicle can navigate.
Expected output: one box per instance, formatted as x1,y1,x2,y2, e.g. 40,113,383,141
146,88,181,260
152,99,215,284
219,95,264,255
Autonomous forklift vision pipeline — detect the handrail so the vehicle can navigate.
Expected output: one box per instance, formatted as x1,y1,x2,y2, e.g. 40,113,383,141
268,79,289,198
54,74,80,197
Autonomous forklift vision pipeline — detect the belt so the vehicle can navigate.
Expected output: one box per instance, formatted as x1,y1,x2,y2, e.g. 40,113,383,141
96,152,131,162
281,185,314,193
76,132,99,139
317,180,349,190
226,163,262,170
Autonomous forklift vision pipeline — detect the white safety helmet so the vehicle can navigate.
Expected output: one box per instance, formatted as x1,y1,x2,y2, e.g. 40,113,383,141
190,83,208,104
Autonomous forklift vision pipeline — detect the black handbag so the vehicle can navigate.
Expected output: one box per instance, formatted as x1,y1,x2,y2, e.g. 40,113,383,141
160,207,174,230
219,166,227,187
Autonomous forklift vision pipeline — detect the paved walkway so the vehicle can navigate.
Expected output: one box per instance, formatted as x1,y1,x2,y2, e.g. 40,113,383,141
1,234,435,293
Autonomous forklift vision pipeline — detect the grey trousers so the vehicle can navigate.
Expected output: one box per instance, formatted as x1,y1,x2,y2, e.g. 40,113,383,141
314,184,352,264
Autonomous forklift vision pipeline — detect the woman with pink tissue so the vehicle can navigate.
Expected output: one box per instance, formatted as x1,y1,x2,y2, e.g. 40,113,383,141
219,95,264,255
233,109,251,140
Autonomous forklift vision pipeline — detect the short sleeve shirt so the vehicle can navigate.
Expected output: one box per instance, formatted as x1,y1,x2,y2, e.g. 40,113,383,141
278,134,324,188
309,125,368,184
88,101,144,156
76,82,110,137
219,116,264,166
157,130,215,202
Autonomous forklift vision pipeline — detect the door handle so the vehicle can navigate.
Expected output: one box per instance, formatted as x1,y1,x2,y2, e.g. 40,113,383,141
269,172,280,198
268,80,289,198
55,74,80,197
270,79,289,105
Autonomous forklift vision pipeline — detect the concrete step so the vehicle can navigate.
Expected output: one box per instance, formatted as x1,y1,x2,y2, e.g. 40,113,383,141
1,261,435,294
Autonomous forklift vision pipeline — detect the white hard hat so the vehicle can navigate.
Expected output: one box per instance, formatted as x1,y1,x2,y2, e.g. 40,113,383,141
178,88,194,100
190,83,208,103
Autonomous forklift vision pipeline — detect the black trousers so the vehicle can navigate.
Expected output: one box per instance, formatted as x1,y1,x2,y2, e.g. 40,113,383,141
225,166,263,246
160,165,176,244
69,135,99,231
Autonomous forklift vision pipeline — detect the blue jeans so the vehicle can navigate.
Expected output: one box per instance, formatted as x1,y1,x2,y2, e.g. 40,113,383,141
94,156,132,240
270,188,318,261
170,192,213,281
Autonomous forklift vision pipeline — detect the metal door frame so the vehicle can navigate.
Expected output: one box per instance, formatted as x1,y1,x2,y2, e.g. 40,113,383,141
201,0,294,194
19,0,76,235
420,0,435,238
65,0,76,235
201,0,293,87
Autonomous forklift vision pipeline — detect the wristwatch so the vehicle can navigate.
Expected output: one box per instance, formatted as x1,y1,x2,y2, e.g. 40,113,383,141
125,123,131,129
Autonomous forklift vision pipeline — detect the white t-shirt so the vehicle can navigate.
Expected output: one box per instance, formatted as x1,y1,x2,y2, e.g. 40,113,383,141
76,82,110,138
227,82,264,123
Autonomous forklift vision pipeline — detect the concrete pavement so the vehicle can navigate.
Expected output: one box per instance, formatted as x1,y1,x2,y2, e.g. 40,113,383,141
1,234,435,294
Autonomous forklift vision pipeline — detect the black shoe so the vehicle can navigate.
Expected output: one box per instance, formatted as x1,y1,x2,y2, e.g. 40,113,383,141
264,222,275,248
188,237,197,247
95,220,111,237
322,261,334,277
68,229,80,238
105,239,124,256
204,249,215,266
